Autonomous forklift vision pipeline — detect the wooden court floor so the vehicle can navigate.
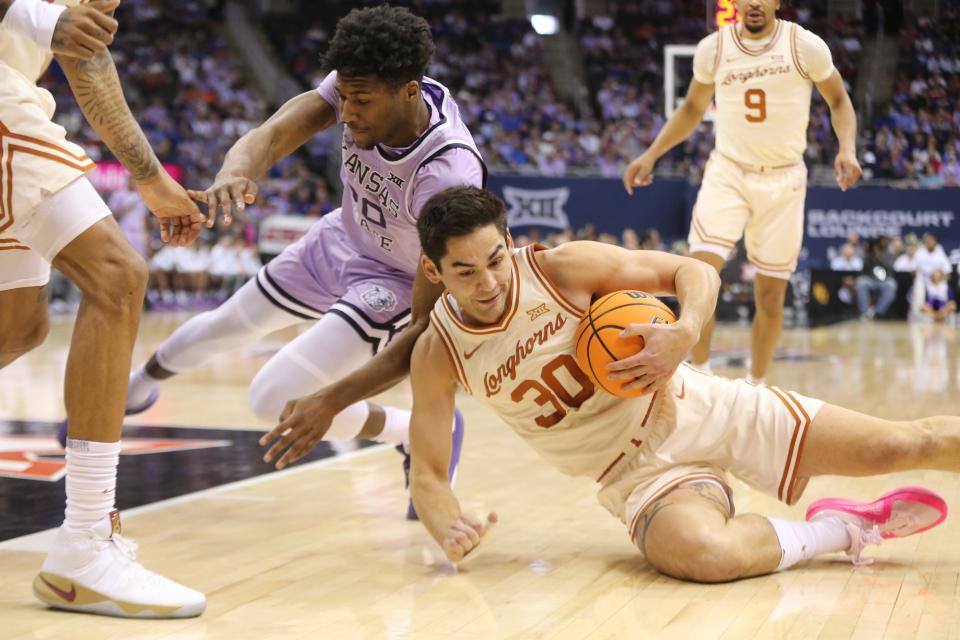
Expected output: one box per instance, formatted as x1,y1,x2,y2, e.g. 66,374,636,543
2,314,960,639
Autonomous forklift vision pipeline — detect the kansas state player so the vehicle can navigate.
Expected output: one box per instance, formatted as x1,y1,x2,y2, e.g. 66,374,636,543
121,6,483,504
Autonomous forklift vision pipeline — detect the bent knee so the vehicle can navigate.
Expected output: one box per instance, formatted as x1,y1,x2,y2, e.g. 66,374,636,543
645,524,746,583
0,315,49,364
79,243,148,307
248,371,291,423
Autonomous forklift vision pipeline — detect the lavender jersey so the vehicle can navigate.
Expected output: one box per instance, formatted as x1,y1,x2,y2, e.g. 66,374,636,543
256,74,484,351
317,71,486,275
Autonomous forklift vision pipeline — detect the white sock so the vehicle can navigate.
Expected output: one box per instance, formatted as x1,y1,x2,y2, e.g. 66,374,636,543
64,439,120,531
745,373,765,385
768,517,851,571
127,364,162,408
322,401,371,440
376,406,411,446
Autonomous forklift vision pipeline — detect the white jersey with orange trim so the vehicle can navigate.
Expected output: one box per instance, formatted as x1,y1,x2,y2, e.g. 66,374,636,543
429,244,657,480
693,20,835,168
0,0,95,262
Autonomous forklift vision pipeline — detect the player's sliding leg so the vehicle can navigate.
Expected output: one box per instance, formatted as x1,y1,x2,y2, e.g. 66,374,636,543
638,480,945,583
795,404,960,480
250,311,465,519
126,277,304,412
248,311,384,432
748,273,789,384
33,183,204,617
687,251,725,372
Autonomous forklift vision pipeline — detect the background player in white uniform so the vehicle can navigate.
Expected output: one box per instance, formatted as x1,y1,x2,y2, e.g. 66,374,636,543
407,187,957,582
623,0,862,384
123,7,482,498
0,0,206,616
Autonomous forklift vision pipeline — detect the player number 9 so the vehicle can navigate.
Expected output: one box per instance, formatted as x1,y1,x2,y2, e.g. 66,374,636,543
744,89,767,122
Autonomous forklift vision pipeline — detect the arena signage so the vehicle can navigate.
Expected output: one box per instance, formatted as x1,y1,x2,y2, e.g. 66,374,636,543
503,186,572,229
806,209,956,239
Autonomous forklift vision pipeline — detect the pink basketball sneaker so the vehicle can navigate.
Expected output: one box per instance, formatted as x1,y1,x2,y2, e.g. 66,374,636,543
806,486,948,564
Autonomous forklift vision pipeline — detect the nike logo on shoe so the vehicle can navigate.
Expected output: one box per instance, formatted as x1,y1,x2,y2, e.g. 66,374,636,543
40,575,77,603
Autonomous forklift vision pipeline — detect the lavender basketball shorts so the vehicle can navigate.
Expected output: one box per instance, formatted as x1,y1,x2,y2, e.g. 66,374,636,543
256,209,413,353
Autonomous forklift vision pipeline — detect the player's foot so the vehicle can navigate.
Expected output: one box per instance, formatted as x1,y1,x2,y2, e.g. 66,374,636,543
401,409,465,521
57,388,159,447
33,511,206,618
806,485,948,564
125,387,160,417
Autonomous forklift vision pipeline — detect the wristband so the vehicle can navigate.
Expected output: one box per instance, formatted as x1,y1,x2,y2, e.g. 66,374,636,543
2,0,67,52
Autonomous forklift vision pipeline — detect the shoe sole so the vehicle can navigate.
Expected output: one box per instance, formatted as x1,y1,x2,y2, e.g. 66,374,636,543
806,485,948,539
33,572,205,619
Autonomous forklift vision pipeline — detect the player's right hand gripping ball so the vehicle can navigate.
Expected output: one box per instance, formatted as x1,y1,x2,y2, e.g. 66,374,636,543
575,291,676,398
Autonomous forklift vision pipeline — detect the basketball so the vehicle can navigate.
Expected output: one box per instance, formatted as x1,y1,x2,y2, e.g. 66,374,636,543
574,291,676,397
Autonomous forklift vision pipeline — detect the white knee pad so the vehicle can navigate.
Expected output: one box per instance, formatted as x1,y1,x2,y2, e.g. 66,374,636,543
154,278,302,373
248,312,374,423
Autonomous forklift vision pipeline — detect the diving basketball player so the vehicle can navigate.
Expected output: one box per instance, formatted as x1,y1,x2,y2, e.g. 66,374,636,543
409,187,955,583
123,6,482,503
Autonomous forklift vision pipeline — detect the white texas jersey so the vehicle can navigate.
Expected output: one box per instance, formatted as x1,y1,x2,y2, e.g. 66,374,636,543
694,20,835,167
429,245,657,481
0,0,89,84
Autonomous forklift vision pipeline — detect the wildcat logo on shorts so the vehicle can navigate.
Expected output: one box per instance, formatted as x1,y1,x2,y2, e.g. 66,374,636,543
360,285,398,312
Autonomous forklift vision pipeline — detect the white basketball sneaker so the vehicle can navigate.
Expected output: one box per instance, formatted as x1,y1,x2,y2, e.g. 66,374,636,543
33,511,206,618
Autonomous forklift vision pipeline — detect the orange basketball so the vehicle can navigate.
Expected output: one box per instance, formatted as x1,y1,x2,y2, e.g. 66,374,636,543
574,290,676,398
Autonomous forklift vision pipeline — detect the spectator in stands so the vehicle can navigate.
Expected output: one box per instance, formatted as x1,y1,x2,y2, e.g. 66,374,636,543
915,232,952,286
920,269,956,322
855,237,898,319
831,242,864,271
919,163,945,188
941,148,960,186
894,235,921,272
910,232,953,317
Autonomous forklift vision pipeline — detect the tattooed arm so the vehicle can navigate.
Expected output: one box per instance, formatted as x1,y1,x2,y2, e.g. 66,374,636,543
55,49,204,245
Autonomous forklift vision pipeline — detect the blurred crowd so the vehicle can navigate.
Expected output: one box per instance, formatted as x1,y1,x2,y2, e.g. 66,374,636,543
39,0,959,310
829,232,959,322
860,13,960,187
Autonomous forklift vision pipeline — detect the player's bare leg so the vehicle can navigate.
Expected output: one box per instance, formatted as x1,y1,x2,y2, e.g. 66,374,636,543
796,404,960,480
639,483,784,582
34,214,205,617
0,285,49,370
53,217,146,443
688,251,725,369
749,274,789,382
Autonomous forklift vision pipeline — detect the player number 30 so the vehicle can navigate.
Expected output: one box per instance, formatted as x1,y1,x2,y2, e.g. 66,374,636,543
510,354,596,428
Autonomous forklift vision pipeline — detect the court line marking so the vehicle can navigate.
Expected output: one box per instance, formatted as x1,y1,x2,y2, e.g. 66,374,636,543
0,443,390,552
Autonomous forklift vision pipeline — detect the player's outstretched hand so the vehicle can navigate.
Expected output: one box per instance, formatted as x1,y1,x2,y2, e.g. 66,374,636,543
188,175,256,229
51,0,120,60
136,170,205,247
834,149,862,192
260,394,335,470
442,512,498,563
606,321,698,394
622,152,656,195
